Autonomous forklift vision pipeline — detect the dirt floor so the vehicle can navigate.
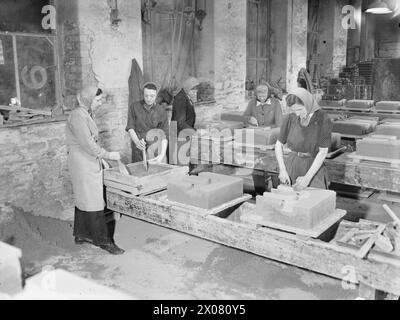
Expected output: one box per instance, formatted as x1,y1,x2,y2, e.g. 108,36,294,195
0,207,360,300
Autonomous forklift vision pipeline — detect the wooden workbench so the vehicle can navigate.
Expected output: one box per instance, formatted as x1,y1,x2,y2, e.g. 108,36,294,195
325,109,400,121
189,136,400,194
106,188,400,299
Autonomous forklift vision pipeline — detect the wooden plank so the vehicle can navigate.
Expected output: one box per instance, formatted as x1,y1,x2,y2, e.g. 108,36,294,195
106,187,137,199
382,204,400,225
334,133,368,140
104,163,188,196
161,193,252,216
321,106,346,111
106,189,400,296
355,224,386,259
241,208,347,238
342,107,373,113
0,105,52,116
347,152,400,168
327,109,400,121
378,191,400,204
104,180,142,196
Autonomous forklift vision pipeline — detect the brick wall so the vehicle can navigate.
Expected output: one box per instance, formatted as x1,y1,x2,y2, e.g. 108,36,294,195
58,0,143,162
0,0,143,224
0,121,74,221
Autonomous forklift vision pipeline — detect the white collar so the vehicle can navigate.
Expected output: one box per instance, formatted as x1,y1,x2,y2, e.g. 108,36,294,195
257,98,272,107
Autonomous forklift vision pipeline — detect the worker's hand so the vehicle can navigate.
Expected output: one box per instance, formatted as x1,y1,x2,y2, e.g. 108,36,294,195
108,152,121,161
248,117,259,127
135,139,147,151
279,170,291,186
293,176,311,192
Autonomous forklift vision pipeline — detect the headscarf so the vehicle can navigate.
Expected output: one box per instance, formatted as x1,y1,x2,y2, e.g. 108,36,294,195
256,84,269,95
289,87,321,126
257,81,283,100
77,85,99,110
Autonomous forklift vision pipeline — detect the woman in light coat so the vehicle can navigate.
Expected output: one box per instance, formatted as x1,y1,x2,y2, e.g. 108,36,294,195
66,86,124,255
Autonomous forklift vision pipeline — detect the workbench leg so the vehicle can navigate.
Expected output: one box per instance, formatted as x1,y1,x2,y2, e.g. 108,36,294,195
358,282,397,300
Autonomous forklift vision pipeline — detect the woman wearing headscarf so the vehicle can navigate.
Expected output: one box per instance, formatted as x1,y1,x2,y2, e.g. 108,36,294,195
275,87,333,191
66,85,124,255
126,82,169,164
172,77,200,134
243,84,283,128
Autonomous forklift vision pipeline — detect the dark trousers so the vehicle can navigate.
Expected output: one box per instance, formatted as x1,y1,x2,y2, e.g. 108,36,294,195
73,207,116,246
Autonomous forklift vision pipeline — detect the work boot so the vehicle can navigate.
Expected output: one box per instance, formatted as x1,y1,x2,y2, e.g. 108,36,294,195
100,243,125,255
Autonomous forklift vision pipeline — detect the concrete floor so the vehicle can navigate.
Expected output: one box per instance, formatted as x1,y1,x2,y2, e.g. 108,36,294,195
3,209,360,300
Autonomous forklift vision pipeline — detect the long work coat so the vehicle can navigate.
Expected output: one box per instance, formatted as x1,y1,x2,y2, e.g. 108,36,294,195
66,107,109,212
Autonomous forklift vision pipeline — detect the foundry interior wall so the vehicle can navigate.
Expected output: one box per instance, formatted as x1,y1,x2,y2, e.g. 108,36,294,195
0,0,144,222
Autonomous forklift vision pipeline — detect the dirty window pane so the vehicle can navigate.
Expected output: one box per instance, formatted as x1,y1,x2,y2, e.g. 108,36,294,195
0,35,16,105
0,0,53,34
16,35,56,110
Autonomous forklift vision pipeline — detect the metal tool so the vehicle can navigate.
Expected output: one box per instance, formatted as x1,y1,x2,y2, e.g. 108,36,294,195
142,139,148,171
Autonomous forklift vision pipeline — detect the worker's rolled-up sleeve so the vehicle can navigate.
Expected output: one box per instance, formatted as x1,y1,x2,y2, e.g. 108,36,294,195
125,103,136,132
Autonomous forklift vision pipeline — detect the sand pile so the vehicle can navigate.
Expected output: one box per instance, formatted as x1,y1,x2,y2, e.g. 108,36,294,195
0,206,78,277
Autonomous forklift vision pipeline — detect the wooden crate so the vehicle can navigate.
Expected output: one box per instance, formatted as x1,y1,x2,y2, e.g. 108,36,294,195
104,163,188,196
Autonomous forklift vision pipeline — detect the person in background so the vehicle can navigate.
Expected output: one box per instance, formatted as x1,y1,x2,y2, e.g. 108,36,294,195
275,87,332,191
172,77,200,134
243,84,283,128
66,86,124,255
126,82,169,164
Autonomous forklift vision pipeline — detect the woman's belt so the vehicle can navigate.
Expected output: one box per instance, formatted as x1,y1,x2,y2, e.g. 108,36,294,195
288,148,314,158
